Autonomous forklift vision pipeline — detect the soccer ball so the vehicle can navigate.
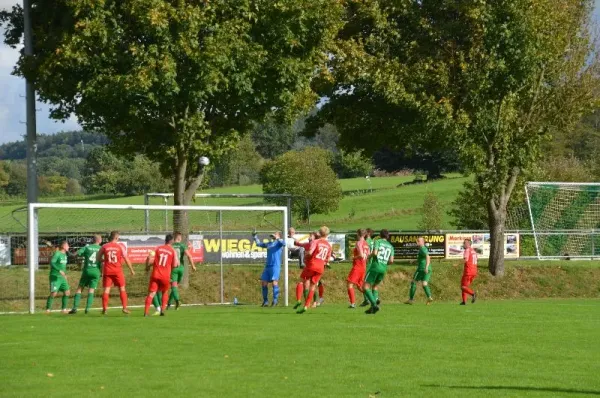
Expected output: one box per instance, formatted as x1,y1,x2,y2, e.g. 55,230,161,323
148,250,155,257
199,156,210,166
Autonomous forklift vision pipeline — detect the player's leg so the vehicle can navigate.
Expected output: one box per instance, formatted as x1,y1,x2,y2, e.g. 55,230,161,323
405,271,420,304
347,282,356,308
46,279,58,312
423,272,433,304
271,267,281,306
363,271,378,308
102,275,111,314
61,287,71,314
69,277,85,314
260,267,272,306
297,275,318,313
116,273,130,314
160,281,170,315
312,281,319,308
295,281,304,308
318,281,325,305
83,275,99,314
144,279,158,316
461,275,475,304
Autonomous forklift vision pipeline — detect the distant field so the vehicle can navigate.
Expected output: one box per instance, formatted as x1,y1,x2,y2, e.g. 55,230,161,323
0,174,469,233
1,300,599,397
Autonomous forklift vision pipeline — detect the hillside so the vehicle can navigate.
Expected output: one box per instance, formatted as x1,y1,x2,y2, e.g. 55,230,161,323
0,174,469,233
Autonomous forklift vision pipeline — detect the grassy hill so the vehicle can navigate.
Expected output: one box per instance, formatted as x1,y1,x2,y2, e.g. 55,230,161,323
0,174,469,233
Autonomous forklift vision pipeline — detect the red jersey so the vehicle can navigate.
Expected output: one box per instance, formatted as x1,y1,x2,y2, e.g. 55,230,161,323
152,245,177,280
102,242,125,275
352,239,369,269
307,238,332,273
463,247,478,276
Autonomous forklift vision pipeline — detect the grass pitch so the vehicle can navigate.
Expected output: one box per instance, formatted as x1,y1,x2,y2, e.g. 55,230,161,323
1,300,599,397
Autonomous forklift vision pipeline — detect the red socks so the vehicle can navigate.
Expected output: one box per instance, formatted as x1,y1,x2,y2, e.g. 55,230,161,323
304,290,315,308
102,293,109,311
348,287,355,305
119,291,128,309
461,286,474,303
296,283,303,301
318,283,324,298
144,295,152,316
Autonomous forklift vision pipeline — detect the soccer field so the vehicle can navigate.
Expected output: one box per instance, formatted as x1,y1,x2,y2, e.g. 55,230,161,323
1,300,599,397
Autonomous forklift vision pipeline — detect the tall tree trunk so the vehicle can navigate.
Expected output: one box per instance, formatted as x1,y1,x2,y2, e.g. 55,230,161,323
488,200,507,277
173,153,191,287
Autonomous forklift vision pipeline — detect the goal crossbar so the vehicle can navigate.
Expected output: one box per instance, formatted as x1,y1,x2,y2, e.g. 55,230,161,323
27,203,289,314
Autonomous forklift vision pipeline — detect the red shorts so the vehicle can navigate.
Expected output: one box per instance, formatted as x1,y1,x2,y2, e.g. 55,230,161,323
103,272,126,288
300,268,323,285
148,277,170,293
461,274,476,287
347,267,366,287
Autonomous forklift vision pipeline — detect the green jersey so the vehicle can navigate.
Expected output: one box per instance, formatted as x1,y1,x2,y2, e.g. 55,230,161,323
172,242,187,268
371,239,394,273
49,251,68,278
77,244,101,273
366,237,375,267
417,246,429,271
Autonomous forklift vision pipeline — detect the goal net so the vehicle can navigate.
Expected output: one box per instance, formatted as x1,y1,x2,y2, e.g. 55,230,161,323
2,203,288,314
525,182,600,259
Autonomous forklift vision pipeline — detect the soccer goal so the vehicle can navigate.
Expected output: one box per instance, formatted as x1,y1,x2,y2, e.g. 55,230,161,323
16,203,289,314
525,182,600,259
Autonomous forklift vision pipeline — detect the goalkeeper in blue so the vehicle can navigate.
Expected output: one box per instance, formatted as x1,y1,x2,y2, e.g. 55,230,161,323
253,230,286,307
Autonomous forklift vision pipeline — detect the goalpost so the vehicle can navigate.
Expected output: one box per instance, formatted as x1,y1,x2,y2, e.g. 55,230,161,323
25,203,289,314
525,182,600,259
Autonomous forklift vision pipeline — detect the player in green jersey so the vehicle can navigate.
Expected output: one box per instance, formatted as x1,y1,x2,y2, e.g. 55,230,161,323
45,241,71,313
165,232,196,310
359,228,375,307
69,235,102,314
405,237,433,305
364,229,394,314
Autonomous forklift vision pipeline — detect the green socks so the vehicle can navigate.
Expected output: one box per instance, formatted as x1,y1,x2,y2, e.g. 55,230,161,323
61,295,68,310
423,285,432,299
364,289,377,306
46,295,54,310
85,293,94,312
409,282,417,300
72,293,81,310
314,288,319,304
152,293,161,309
171,287,180,303
373,289,379,302
303,289,309,300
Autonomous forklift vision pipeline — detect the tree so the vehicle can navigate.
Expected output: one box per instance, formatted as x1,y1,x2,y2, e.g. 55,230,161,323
315,0,600,276
1,0,342,209
5,162,27,197
260,147,342,221
251,117,297,160
0,162,9,189
333,149,373,179
211,134,264,187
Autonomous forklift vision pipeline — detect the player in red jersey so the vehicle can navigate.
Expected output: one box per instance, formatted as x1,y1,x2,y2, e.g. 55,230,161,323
144,234,179,316
460,239,478,305
296,226,332,314
97,231,135,315
293,231,318,308
347,228,369,308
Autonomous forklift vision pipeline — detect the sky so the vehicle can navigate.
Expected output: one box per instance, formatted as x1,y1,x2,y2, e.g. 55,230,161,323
1,1,600,145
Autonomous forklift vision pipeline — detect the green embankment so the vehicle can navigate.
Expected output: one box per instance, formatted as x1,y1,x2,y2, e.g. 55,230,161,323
1,260,598,312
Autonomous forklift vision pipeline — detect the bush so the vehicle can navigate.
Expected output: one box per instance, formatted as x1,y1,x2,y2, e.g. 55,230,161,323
210,135,264,187
418,191,443,231
260,147,342,220
448,181,489,230
333,149,374,178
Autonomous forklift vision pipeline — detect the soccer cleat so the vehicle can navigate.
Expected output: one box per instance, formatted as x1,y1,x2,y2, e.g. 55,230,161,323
460,302,466,306
296,306,307,314
152,311,161,316
261,302,269,307
359,300,369,307
44,309,51,314
426,297,434,306
319,298,325,306
311,302,318,308
404,300,414,305
101,309,107,315
160,312,165,317
372,306,380,314
376,299,381,305
293,302,301,309
61,309,69,314
175,300,181,310
68,309,77,315
349,304,356,309
271,300,278,307
472,292,477,304
365,307,374,314
167,303,171,310
122,308,131,315
84,310,89,315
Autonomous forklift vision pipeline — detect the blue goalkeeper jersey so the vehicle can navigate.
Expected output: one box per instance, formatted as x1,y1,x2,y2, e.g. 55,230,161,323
254,236,285,268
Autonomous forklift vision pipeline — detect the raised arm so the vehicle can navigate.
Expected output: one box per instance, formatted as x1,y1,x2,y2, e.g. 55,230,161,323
253,235,268,249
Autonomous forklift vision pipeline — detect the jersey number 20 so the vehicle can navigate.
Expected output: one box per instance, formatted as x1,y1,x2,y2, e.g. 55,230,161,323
377,247,392,263
315,246,329,261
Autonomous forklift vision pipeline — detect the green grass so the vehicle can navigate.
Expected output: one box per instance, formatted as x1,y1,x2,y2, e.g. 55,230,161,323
1,300,599,397
0,174,469,233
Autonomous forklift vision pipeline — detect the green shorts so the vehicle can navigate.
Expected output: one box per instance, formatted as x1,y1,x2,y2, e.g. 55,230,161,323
78,272,100,289
170,267,184,284
413,269,432,283
365,270,386,286
50,276,69,293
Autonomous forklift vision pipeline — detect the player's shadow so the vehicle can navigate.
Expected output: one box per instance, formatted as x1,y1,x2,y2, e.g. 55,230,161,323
423,384,600,395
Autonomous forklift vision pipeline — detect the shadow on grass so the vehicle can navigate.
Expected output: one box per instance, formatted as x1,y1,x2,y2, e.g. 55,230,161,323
423,384,600,395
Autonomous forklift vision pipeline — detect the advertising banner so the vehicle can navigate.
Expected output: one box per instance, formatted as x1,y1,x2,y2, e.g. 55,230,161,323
0,236,11,266
445,233,519,259
389,233,446,259
119,235,204,264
